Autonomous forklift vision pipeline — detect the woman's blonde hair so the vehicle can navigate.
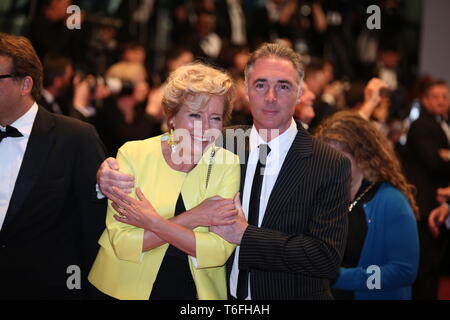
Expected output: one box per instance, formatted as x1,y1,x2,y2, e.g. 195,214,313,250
315,111,419,218
163,62,235,126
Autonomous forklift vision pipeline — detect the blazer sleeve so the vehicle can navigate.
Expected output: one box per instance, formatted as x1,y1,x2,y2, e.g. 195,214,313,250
408,121,450,176
73,124,107,283
333,192,419,291
105,144,145,264
239,156,350,278
194,159,240,269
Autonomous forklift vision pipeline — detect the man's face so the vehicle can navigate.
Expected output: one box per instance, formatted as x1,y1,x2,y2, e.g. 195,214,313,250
0,56,23,124
48,0,72,21
380,50,400,69
167,51,194,72
305,71,326,95
123,48,146,65
196,14,215,37
295,81,316,125
132,79,149,103
246,57,301,134
423,84,450,117
56,64,73,94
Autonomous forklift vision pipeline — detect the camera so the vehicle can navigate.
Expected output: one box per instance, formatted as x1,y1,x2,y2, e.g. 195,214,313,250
75,71,135,97
100,77,135,97
379,87,390,98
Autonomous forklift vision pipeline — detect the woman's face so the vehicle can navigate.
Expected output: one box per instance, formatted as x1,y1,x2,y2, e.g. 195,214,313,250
170,94,225,158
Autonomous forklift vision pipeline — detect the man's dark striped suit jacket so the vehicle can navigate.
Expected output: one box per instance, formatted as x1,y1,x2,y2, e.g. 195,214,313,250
221,125,351,300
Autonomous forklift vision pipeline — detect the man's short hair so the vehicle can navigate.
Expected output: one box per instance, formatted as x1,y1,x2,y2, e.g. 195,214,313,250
422,78,449,97
43,54,72,88
305,57,325,79
0,33,43,101
244,43,304,85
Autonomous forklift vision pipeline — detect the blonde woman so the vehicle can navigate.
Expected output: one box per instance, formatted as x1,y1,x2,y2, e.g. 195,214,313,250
315,111,420,300
88,62,240,300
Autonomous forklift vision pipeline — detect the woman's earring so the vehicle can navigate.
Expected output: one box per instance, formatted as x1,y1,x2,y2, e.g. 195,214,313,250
168,128,177,153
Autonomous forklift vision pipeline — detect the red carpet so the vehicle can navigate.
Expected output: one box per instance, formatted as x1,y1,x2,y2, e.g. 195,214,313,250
438,276,450,300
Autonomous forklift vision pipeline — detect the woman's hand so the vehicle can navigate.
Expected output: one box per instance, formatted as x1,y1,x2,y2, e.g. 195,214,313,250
108,186,161,230
188,196,238,228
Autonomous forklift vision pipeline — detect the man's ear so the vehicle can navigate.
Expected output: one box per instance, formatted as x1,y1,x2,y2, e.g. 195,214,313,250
21,76,34,95
244,81,250,102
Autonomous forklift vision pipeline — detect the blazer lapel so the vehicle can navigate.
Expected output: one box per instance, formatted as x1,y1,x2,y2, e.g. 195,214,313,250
2,107,56,230
239,134,250,196
220,125,251,198
261,129,313,228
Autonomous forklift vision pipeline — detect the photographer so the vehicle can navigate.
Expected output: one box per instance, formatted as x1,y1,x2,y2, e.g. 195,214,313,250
94,62,161,157
40,54,108,124
39,54,74,116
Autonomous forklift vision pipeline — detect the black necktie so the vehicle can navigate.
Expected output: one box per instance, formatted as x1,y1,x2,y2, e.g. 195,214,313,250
236,144,271,300
0,125,23,143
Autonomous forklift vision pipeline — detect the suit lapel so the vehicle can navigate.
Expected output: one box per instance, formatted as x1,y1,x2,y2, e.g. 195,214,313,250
220,125,251,198
2,107,56,230
261,129,313,228
239,134,250,196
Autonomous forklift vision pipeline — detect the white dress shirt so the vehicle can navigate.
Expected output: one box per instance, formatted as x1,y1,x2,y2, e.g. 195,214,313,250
200,33,222,59
0,103,38,231
227,0,247,45
229,119,298,299
41,89,63,114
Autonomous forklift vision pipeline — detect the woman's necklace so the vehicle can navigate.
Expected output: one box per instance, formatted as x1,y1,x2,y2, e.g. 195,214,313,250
348,182,376,212
205,147,217,189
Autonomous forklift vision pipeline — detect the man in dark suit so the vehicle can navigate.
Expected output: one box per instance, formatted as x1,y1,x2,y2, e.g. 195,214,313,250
0,33,106,299
39,54,73,116
38,54,99,124
96,43,350,300
211,43,350,300
403,79,450,299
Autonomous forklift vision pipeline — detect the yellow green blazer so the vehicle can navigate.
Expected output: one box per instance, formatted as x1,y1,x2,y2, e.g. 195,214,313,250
88,135,240,300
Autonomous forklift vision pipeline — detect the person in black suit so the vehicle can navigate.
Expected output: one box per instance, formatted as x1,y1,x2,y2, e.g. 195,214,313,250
96,43,350,300
39,54,73,116
180,9,224,64
211,43,350,300
0,33,106,299
28,0,89,65
215,0,249,47
403,79,450,300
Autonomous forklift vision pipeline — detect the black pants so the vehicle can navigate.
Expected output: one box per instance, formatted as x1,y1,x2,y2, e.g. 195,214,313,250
413,221,445,299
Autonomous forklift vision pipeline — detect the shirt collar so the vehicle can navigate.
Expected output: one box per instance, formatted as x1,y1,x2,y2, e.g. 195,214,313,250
249,118,298,155
2,103,39,137
41,89,55,104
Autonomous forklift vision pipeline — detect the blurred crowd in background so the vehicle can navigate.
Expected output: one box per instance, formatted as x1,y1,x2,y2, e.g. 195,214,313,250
0,0,426,156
